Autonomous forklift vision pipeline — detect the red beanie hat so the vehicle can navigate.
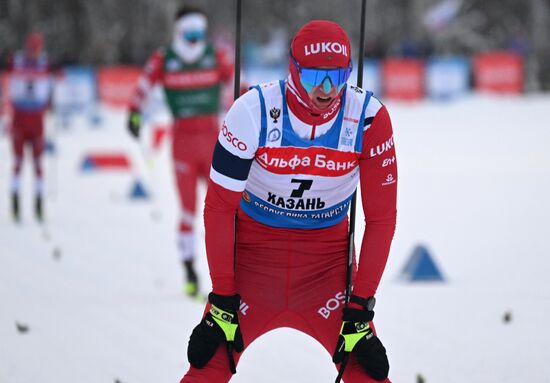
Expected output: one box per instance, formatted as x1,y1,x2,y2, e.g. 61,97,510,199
26,32,44,54
287,20,351,119
291,20,351,68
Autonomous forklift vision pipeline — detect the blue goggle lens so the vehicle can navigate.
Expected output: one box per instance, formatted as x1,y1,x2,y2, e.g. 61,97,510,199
183,30,206,42
299,66,351,87
292,56,352,89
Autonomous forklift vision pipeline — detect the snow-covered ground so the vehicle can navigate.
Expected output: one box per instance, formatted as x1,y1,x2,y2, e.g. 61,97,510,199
1,94,550,383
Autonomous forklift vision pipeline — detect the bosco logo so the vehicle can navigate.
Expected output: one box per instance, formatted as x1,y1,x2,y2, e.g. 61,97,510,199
221,122,247,151
317,290,346,319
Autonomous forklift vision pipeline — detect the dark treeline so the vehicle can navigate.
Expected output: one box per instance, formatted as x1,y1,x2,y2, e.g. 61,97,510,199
1,0,549,90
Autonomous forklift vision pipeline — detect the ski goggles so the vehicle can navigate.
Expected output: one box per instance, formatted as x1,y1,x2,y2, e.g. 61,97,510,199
292,56,352,89
183,30,206,42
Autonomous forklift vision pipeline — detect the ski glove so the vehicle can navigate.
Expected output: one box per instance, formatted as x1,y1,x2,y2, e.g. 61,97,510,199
332,297,389,381
127,111,141,139
187,293,244,374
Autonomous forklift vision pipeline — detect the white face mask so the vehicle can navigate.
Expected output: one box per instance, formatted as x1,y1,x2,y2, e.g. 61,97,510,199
172,13,208,63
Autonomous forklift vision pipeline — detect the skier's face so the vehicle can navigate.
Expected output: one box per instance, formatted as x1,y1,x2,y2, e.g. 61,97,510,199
174,14,207,46
173,13,208,63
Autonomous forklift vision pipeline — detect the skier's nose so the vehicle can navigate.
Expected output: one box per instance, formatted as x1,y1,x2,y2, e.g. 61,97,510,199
321,76,333,93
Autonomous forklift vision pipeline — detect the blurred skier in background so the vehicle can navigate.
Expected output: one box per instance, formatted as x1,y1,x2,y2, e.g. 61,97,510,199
7,32,53,223
127,6,234,298
182,20,397,382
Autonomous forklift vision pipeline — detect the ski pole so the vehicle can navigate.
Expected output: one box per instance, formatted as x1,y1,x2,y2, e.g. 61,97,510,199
226,0,242,375
336,0,367,381
233,0,242,101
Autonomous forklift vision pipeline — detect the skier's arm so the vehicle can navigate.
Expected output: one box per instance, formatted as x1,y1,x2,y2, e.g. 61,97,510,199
355,103,397,300
204,90,260,295
128,49,164,113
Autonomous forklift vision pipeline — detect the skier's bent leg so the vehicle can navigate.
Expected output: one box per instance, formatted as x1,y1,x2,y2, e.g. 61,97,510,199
173,137,199,294
292,258,391,383
32,135,45,221
31,132,44,193
11,129,24,192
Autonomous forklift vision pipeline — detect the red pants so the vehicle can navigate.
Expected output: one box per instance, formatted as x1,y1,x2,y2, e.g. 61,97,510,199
11,110,45,178
181,211,391,382
172,116,218,260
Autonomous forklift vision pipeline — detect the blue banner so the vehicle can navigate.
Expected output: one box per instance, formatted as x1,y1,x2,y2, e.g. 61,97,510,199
426,56,470,100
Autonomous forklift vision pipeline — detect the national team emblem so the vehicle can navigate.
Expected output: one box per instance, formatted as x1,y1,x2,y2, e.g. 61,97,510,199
242,191,251,203
270,107,281,123
344,127,353,137
267,128,281,142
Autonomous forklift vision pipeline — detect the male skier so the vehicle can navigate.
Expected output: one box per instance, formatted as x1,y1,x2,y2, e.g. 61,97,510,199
8,32,52,222
182,20,397,382
128,6,234,297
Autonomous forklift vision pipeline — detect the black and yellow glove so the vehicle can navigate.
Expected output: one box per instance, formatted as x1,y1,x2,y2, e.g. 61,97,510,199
187,293,244,374
332,296,389,381
127,110,142,139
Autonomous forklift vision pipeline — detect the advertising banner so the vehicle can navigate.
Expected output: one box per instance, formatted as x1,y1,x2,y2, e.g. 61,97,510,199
426,56,470,99
473,52,523,94
382,59,424,100
97,66,141,107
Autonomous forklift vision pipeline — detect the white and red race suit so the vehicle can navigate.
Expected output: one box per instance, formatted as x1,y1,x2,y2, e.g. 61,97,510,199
181,78,397,382
129,44,233,261
8,50,52,191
